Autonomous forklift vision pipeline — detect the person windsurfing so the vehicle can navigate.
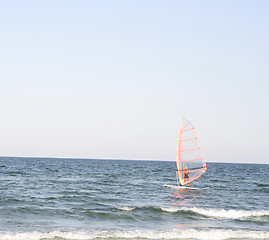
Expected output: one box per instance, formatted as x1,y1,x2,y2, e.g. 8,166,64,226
184,166,190,187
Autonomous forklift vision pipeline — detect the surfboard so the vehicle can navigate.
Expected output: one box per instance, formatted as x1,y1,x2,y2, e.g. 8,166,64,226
175,118,207,187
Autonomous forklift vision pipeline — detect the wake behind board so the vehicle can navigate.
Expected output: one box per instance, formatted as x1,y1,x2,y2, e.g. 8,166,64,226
164,184,199,190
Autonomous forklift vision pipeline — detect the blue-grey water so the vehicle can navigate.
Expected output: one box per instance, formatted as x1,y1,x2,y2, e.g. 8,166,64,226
0,157,268,239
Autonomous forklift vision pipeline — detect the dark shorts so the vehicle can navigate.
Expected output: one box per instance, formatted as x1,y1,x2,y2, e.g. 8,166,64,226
184,173,189,179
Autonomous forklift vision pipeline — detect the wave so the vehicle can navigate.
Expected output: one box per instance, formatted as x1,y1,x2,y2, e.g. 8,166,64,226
117,206,136,211
116,206,269,220
256,183,269,187
0,229,268,240
160,207,269,219
161,207,181,213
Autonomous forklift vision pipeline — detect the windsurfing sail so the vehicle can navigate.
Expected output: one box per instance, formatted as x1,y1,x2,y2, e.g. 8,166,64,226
176,118,207,186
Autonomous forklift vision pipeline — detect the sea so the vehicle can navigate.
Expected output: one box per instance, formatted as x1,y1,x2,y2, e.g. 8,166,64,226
0,157,268,240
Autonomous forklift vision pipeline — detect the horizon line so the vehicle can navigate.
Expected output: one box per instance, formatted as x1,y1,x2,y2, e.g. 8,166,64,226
0,155,267,165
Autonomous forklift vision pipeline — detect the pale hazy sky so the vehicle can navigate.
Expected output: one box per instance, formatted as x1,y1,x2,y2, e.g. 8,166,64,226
0,1,268,163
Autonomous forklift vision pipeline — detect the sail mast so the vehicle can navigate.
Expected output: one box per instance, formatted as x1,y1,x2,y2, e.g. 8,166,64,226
176,118,184,186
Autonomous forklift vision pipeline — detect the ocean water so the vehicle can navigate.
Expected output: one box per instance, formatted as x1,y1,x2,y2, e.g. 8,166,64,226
0,157,268,240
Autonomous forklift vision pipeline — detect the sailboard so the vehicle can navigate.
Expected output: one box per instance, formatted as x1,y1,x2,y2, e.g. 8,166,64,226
176,118,207,186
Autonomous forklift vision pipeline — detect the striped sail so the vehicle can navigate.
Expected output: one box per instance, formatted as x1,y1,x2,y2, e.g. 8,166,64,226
176,118,207,186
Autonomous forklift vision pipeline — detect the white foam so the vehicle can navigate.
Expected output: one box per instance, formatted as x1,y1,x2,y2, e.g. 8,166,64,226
161,207,181,213
160,207,269,219
0,229,268,240
117,206,136,211
164,184,198,190
188,207,269,219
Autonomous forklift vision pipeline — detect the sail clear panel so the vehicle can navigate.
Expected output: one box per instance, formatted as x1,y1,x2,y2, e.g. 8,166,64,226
177,118,207,186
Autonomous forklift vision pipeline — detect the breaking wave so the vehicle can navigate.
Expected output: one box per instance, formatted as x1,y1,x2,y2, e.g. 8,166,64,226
160,207,269,219
116,206,269,220
0,229,268,240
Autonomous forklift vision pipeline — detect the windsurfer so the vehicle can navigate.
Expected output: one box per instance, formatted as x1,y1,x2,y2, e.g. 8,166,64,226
184,166,190,187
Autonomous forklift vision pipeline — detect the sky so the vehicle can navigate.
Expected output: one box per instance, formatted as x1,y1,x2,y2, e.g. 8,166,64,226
0,1,268,164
